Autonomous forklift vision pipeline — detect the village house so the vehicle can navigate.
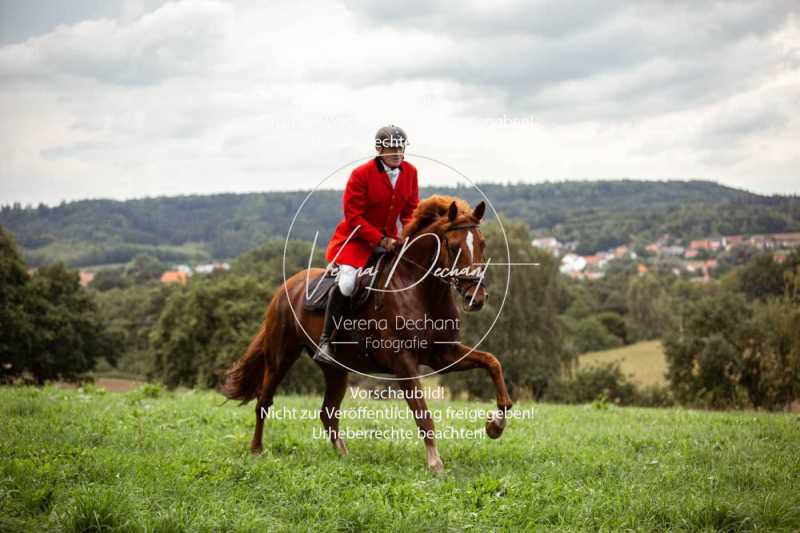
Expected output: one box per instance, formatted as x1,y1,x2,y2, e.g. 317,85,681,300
613,245,629,258
662,245,686,257
532,237,563,256
582,254,609,270
773,233,800,247
194,262,231,274
722,235,744,249
689,239,722,251
174,264,193,276
160,271,189,285
79,271,95,287
560,253,587,275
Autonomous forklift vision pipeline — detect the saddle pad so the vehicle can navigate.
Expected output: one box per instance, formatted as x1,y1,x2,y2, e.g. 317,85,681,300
301,252,388,312
302,271,337,311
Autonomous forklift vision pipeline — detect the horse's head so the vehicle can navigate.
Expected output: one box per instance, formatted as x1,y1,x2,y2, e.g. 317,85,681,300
402,195,489,312
441,199,488,311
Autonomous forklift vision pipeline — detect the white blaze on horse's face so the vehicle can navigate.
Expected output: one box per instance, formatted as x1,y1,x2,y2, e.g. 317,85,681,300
465,230,475,263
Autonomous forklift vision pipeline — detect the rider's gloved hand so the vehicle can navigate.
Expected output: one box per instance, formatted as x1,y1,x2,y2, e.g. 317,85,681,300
380,237,400,252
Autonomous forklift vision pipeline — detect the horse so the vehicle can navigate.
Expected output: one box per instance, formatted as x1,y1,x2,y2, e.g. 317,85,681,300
221,195,513,472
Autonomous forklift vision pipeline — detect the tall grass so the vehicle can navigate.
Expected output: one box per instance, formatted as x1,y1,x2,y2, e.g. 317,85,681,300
1,384,798,531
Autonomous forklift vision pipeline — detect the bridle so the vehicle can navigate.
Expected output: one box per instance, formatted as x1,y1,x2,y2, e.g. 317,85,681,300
443,222,488,294
386,222,488,296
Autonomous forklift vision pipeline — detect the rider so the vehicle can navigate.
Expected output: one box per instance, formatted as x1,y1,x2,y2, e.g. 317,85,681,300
312,125,420,365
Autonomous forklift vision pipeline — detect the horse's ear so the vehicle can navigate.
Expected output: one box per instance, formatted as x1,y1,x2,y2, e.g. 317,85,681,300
448,201,458,221
473,201,486,221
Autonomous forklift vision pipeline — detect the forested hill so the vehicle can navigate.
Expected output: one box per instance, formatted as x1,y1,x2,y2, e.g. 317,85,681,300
2,180,798,267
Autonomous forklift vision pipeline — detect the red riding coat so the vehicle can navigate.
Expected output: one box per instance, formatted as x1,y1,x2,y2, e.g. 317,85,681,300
325,157,420,268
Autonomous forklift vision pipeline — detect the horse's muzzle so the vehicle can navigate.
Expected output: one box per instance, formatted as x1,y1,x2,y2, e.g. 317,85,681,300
461,285,487,311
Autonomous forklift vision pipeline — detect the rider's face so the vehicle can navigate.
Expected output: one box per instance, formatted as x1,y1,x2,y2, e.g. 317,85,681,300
377,145,405,168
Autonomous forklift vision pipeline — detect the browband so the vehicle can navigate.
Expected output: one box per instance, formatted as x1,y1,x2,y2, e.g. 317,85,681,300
444,223,480,232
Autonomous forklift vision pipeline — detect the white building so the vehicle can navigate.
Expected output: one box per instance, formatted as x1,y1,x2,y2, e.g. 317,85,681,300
559,253,587,275
532,237,563,255
194,262,231,274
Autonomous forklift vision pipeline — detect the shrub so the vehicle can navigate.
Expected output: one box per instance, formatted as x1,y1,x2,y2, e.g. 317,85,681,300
572,317,623,354
544,362,637,405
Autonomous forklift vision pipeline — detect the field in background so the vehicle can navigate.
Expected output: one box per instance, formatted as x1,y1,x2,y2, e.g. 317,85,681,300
56,378,144,393
2,386,798,531
581,340,668,387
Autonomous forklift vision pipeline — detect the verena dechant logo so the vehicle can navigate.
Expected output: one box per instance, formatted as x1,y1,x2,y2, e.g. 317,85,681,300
283,153,512,380
307,225,490,308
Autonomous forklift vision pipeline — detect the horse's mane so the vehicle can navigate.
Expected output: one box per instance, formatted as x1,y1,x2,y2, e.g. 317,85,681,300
402,195,472,238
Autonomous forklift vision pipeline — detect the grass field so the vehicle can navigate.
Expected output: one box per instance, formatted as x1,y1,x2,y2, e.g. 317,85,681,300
581,341,668,387
2,385,799,532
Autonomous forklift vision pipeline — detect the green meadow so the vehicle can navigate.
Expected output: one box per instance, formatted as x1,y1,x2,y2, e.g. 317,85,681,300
1,385,798,532
581,341,668,387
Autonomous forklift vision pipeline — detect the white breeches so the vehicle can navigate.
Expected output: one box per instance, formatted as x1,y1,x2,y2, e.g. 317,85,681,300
336,263,358,297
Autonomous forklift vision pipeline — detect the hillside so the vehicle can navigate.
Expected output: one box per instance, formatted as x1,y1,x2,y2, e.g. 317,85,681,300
2,180,799,267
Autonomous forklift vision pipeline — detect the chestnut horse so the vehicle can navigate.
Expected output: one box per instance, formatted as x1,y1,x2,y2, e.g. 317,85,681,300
222,195,513,472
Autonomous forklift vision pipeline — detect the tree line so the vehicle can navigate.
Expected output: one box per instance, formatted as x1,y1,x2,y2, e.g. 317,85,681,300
2,218,799,410
3,180,799,266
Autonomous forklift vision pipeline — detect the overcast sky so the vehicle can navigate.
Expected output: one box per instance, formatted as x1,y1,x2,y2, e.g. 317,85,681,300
1,0,798,205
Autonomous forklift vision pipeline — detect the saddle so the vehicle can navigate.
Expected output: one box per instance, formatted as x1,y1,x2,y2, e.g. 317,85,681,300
302,249,389,312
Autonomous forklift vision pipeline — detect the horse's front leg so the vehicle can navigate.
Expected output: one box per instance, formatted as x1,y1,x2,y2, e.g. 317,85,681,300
319,365,349,456
437,343,513,439
394,352,444,473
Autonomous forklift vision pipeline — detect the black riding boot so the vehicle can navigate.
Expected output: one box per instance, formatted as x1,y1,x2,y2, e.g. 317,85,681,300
312,285,349,365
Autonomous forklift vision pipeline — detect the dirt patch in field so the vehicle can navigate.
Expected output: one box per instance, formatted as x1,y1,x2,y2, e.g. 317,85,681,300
57,378,144,393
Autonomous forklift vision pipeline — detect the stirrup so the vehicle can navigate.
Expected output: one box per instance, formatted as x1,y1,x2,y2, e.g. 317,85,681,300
312,336,337,365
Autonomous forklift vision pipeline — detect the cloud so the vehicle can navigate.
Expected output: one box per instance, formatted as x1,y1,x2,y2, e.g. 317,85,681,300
340,1,799,122
0,0,233,86
0,0,798,205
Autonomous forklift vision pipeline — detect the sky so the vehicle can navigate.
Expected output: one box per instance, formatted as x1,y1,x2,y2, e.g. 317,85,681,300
1,0,798,205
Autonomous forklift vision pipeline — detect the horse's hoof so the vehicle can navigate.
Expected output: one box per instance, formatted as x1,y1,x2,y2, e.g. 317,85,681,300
333,439,348,456
485,420,503,439
485,411,507,439
428,459,445,474
250,444,264,455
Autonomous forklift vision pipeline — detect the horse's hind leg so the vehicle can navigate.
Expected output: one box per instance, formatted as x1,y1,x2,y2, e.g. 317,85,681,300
319,366,349,456
251,347,300,454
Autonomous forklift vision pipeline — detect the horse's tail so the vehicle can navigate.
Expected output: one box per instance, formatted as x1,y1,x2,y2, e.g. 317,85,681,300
222,291,281,404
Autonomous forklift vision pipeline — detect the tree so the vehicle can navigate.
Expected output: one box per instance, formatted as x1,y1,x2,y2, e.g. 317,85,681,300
94,283,179,377
90,267,130,291
663,287,800,409
571,316,623,353
148,273,324,392
123,254,166,284
441,219,569,400
737,253,786,301
0,226,31,382
23,264,117,383
596,311,628,345
1,225,114,384
626,274,673,341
